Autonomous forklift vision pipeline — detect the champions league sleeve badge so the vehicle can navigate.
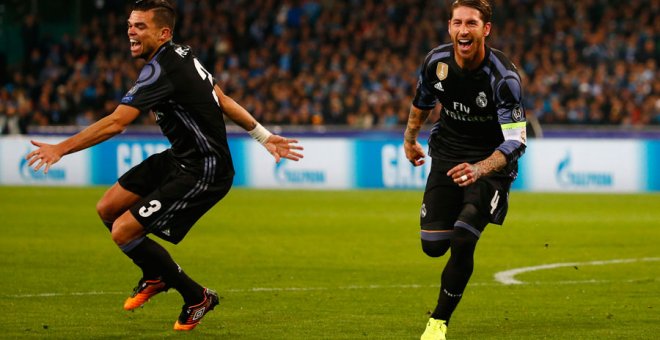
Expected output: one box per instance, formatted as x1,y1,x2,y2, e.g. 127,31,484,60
512,105,524,121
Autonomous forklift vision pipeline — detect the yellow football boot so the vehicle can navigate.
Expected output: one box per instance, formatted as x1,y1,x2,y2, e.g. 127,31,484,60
420,318,447,340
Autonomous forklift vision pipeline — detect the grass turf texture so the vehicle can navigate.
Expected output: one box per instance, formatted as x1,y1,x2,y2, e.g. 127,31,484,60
0,187,658,339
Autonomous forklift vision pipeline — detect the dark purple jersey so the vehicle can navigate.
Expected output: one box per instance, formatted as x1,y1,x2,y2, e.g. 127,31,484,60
413,44,526,178
121,41,233,181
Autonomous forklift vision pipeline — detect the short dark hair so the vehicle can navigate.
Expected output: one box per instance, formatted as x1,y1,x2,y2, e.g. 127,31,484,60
450,0,492,23
132,0,176,31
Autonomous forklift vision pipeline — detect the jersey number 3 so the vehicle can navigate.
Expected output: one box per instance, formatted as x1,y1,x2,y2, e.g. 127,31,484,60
139,200,162,218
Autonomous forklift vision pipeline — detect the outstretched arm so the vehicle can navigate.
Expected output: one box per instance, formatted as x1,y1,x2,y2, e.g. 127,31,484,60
403,105,431,167
214,84,303,162
26,104,140,174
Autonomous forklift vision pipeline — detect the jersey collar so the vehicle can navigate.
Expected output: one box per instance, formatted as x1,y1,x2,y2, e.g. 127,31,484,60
449,45,491,76
150,40,174,62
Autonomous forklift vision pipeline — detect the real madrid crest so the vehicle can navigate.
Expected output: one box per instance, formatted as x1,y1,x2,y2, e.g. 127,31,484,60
436,62,448,81
476,91,488,108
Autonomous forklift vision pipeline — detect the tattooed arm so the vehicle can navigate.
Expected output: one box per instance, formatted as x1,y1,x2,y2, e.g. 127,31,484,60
446,151,507,187
404,106,432,167
475,151,507,176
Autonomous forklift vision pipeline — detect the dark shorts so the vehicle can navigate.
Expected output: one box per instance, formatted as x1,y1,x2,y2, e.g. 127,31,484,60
118,151,233,244
420,159,512,238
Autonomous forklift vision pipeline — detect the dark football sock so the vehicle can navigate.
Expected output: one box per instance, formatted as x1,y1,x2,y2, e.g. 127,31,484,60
102,220,113,232
123,237,204,304
431,228,478,322
130,252,160,281
104,222,158,279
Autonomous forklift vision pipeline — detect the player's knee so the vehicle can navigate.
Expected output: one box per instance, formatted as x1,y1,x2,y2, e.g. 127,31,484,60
111,226,139,247
456,204,487,231
450,227,479,258
452,227,479,245
110,223,129,246
96,198,116,223
111,213,146,247
421,239,451,257
113,231,146,254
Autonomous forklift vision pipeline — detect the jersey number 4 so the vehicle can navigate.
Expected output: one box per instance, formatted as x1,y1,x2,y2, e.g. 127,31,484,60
490,190,500,214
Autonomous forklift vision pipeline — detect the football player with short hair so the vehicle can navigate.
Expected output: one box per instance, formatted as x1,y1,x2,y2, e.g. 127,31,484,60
404,0,526,338
26,0,303,331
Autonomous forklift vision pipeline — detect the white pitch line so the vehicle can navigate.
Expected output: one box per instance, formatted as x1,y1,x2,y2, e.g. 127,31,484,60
4,291,125,298
3,276,658,299
3,285,433,298
494,257,660,285
228,284,430,293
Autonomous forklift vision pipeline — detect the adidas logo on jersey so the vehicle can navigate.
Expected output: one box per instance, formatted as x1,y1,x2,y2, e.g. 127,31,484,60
434,82,444,91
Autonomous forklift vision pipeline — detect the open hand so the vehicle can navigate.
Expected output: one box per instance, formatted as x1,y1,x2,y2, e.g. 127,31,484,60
25,140,63,174
264,135,304,163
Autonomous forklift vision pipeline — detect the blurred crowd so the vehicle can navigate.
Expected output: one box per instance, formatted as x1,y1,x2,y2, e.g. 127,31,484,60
1,0,658,134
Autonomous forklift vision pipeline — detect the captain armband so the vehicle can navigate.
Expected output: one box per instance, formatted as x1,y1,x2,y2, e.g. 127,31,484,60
501,122,527,145
498,122,528,164
248,123,273,144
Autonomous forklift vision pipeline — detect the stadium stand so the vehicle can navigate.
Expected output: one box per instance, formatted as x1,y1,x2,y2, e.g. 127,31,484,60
0,0,658,135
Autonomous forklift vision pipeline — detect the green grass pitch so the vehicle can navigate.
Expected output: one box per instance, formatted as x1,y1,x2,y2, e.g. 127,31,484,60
0,187,658,339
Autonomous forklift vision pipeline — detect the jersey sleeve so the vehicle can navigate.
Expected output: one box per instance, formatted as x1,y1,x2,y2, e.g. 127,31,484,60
494,74,527,164
121,61,174,113
412,57,438,110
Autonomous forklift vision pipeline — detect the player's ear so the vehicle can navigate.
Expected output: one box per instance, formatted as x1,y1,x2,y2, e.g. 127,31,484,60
160,27,172,41
483,22,491,37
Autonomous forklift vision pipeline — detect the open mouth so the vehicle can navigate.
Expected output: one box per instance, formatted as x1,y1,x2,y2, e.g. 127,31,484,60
130,39,142,53
458,39,473,51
